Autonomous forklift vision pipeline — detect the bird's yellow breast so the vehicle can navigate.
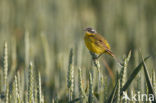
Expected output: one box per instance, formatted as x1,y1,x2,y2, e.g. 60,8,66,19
84,32,106,54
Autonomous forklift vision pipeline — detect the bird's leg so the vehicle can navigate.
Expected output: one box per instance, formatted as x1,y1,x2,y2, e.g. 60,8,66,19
96,53,104,59
89,51,104,60
89,51,98,60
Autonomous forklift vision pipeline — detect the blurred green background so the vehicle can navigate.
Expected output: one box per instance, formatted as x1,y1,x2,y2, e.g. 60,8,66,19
0,0,156,102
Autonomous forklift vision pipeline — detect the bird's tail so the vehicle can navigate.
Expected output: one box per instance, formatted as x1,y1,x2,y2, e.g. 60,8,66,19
106,50,123,67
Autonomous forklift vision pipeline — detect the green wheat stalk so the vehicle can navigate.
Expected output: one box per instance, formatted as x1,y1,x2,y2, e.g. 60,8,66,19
5,88,9,103
120,51,131,88
103,77,108,101
67,48,74,102
117,80,121,103
152,70,156,93
15,75,21,103
37,72,42,103
28,62,34,103
12,76,17,103
78,67,86,103
89,51,101,93
2,42,9,103
120,51,131,103
137,73,141,103
3,42,8,92
88,72,93,103
17,72,22,103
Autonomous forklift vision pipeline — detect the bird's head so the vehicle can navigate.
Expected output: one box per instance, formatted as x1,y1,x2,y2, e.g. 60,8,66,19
84,27,96,34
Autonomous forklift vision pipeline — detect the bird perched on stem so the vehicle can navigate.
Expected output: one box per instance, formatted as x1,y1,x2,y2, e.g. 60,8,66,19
84,27,122,66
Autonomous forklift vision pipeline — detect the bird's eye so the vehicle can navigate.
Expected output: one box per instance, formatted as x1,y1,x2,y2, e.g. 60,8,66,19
85,27,96,33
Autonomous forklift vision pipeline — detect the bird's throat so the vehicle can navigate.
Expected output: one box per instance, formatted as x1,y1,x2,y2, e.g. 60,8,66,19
85,32,95,36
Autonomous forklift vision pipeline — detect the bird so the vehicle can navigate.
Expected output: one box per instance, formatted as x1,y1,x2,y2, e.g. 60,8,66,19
84,27,122,65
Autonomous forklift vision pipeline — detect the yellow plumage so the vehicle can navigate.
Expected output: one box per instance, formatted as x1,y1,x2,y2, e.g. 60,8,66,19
84,27,122,66
84,31,111,55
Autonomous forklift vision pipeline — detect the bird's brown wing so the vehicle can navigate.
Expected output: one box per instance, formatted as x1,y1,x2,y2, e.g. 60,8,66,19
89,33,110,50
89,34,123,66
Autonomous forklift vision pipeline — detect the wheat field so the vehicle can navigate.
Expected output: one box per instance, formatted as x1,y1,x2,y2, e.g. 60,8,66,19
0,0,156,103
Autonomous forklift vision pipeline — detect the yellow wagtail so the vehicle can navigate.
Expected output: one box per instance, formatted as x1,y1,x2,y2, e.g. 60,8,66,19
84,27,122,65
